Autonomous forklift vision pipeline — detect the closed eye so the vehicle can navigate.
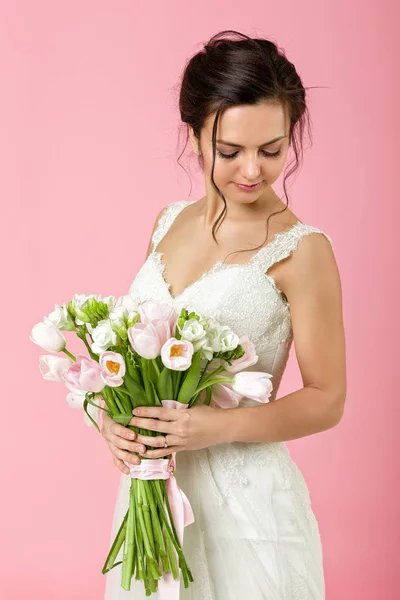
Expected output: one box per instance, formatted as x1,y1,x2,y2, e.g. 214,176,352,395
217,149,282,160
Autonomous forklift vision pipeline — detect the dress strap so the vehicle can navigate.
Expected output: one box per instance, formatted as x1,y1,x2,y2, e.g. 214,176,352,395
151,201,191,252
252,221,333,273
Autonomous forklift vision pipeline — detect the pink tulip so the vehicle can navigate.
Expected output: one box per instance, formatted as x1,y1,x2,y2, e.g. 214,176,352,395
139,299,178,331
39,355,73,382
223,334,259,373
161,338,194,371
99,351,126,387
62,354,105,393
231,371,273,403
128,320,170,359
210,378,243,409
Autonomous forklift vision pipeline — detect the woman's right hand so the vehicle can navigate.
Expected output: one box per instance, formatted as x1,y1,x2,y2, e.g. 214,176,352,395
101,412,147,475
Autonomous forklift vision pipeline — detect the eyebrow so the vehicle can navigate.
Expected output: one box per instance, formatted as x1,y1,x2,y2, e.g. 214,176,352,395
216,135,286,148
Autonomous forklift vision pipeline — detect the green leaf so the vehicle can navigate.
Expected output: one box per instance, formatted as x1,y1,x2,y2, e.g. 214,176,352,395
150,381,162,406
124,372,147,405
141,358,155,404
83,397,100,432
113,414,133,426
177,350,202,404
157,366,174,400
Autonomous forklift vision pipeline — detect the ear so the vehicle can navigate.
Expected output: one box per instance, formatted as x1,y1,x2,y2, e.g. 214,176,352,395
188,126,200,155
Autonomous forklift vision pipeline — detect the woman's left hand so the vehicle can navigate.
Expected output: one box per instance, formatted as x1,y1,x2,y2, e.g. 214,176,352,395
128,403,227,458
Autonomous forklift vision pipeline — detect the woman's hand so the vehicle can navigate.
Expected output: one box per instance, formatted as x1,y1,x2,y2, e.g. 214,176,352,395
100,412,155,475
128,403,228,459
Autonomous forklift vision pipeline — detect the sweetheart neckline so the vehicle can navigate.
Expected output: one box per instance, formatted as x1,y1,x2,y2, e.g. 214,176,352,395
151,210,302,301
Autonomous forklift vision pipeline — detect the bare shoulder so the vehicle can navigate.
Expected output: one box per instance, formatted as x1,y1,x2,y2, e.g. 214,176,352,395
278,228,346,417
275,227,339,313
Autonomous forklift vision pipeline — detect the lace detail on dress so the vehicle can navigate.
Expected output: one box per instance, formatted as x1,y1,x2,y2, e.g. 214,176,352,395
253,221,333,274
199,440,322,539
151,202,186,253
191,529,215,600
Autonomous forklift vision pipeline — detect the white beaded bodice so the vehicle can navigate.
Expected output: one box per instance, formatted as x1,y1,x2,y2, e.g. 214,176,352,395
129,199,333,405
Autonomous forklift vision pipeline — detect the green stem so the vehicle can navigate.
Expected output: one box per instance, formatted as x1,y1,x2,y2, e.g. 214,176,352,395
113,388,131,414
136,482,156,562
76,326,98,361
101,510,128,574
110,388,125,414
194,376,234,394
149,481,169,571
62,348,76,361
151,358,161,378
133,479,145,581
101,387,119,415
199,364,225,385
121,481,135,590
140,483,159,570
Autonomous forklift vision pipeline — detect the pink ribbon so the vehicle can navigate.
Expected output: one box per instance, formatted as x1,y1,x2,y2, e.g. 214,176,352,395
128,400,195,600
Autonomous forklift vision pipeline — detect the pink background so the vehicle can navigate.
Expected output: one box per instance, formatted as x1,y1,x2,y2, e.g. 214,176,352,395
2,1,398,598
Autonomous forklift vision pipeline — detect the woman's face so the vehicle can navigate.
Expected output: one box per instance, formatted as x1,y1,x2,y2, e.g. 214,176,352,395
190,101,291,204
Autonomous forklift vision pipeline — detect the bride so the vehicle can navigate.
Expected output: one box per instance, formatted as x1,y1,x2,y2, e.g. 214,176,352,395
100,29,346,600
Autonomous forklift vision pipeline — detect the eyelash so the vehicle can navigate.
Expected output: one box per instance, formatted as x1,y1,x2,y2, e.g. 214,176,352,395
217,149,282,160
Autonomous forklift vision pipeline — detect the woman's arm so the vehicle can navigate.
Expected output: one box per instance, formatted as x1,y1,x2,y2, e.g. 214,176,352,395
222,231,346,444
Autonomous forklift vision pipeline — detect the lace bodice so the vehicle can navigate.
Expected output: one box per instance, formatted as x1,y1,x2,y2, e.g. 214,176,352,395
129,199,333,405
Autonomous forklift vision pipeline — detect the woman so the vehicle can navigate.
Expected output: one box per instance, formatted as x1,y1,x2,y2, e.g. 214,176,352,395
101,30,346,599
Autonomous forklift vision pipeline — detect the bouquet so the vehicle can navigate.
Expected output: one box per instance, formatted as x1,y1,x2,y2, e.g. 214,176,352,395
30,294,274,598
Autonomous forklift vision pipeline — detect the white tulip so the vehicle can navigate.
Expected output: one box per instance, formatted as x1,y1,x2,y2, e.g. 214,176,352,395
39,355,73,381
30,316,66,353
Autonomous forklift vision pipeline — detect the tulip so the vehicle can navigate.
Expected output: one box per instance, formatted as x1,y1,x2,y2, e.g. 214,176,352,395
99,351,126,387
138,299,178,331
39,355,73,382
63,354,105,393
210,378,243,409
161,338,194,371
30,316,66,353
231,371,273,403
128,320,170,359
114,294,139,313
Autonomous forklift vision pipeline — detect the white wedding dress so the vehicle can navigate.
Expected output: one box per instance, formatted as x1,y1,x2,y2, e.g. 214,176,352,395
104,199,333,600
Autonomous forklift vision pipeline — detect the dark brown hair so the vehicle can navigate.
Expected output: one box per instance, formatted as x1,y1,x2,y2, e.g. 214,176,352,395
175,29,321,261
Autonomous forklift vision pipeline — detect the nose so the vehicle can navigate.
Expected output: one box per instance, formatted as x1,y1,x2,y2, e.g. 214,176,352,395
240,155,262,181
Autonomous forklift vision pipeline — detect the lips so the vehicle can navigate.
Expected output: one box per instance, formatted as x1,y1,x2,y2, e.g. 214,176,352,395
234,181,263,191
237,183,261,187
